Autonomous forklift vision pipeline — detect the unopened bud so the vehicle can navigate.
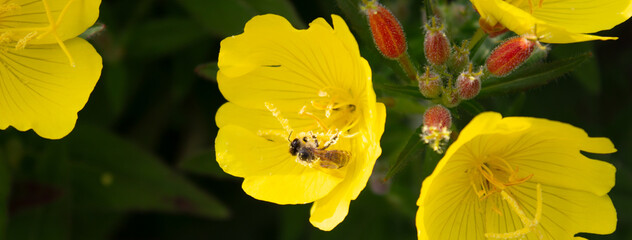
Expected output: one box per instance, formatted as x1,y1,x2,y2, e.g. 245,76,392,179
441,88,460,108
363,1,407,59
456,64,482,100
421,105,452,153
479,18,508,38
417,66,442,98
486,36,536,77
450,40,470,72
424,18,450,66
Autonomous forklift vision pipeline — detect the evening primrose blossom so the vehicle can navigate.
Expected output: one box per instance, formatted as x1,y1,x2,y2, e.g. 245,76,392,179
417,112,617,239
471,0,632,43
0,0,102,139
215,14,386,231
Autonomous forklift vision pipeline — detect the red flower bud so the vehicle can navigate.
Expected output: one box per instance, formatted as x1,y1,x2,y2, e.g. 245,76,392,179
486,37,536,77
441,88,460,108
424,18,450,66
363,1,407,59
456,64,483,100
456,73,481,100
423,105,451,130
418,67,442,98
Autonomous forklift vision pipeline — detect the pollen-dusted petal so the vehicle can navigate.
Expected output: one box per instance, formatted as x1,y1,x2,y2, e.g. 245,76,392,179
215,125,343,204
2,0,101,44
215,102,316,133
534,0,632,33
0,37,102,139
309,102,385,231
217,14,369,112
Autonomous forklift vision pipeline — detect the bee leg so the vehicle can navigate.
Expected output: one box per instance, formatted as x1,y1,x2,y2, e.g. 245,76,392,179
321,132,340,150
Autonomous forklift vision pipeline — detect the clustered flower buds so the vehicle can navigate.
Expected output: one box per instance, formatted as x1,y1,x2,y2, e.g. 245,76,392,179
456,64,483,100
486,36,537,76
424,18,451,66
417,66,442,98
362,0,407,59
421,105,452,153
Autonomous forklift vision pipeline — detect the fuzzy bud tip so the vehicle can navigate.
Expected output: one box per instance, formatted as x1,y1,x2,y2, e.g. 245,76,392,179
486,36,537,77
363,1,407,59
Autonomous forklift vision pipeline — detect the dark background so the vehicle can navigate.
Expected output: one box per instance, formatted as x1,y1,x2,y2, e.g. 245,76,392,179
1,0,630,239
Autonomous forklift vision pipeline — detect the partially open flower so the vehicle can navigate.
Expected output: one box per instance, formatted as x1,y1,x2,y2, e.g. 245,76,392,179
420,105,451,153
216,14,386,231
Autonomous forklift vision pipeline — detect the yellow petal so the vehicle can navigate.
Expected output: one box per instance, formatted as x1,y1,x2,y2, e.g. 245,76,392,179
215,125,343,204
0,37,102,139
1,0,101,44
471,0,623,43
309,102,386,231
217,14,369,113
215,102,317,134
508,182,617,238
534,0,632,33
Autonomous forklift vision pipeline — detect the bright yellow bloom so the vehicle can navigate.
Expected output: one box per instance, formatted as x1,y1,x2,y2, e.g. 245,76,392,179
0,0,102,139
417,112,617,239
471,0,632,43
215,14,386,231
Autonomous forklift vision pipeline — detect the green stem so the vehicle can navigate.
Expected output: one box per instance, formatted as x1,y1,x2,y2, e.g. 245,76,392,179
398,53,418,82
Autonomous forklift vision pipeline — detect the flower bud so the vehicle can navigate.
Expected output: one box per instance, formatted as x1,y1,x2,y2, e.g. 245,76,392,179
449,41,470,72
421,104,452,153
486,36,536,77
456,64,483,100
363,1,407,59
423,105,451,130
441,88,460,108
417,66,442,98
424,18,451,66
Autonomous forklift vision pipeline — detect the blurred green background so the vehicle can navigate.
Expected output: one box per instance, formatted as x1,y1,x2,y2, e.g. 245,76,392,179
1,0,631,239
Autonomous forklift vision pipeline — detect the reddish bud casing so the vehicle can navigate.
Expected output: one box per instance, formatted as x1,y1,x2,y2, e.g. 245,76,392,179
364,2,407,59
423,105,451,130
486,37,536,76
418,67,442,98
479,19,509,38
424,18,450,66
456,73,481,100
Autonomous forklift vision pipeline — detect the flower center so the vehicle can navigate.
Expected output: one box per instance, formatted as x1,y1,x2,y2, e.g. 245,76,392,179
469,155,544,239
299,87,360,135
0,0,78,66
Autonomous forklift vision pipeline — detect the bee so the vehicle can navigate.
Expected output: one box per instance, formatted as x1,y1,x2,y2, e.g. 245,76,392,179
288,132,350,169
264,101,351,170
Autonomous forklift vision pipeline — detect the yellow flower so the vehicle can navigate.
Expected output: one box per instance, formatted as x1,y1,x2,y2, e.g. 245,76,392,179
0,0,102,139
471,0,632,43
215,14,386,231
416,112,617,239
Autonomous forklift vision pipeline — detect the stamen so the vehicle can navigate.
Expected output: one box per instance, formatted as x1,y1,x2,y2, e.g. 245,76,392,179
0,3,20,14
420,126,451,153
0,31,13,45
15,31,38,50
264,102,293,135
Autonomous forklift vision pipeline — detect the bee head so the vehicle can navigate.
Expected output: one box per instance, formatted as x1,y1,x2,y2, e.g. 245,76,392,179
289,138,301,156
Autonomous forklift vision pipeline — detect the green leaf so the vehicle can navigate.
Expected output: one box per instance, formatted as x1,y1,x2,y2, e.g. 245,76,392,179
385,126,425,180
0,155,9,239
66,125,229,219
480,52,591,96
178,0,303,37
374,83,423,98
7,142,72,240
129,17,208,58
177,149,230,179
195,62,219,82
